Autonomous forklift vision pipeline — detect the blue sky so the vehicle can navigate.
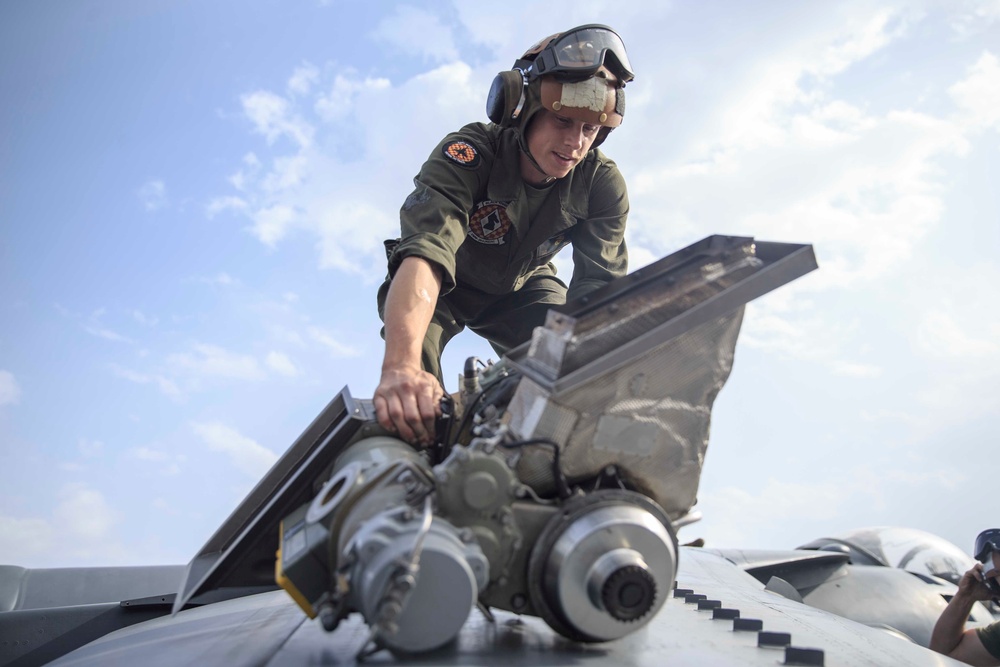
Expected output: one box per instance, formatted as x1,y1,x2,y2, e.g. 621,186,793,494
1,0,998,568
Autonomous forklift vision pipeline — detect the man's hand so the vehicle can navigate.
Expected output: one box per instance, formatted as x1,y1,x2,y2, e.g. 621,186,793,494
959,562,997,602
374,364,443,446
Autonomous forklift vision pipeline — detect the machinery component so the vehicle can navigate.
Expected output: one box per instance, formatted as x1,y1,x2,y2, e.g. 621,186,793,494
266,236,816,655
528,490,677,641
277,435,490,653
347,503,488,653
434,439,523,581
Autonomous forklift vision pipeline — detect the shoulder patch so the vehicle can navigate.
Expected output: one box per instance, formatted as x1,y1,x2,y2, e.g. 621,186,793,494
442,140,481,168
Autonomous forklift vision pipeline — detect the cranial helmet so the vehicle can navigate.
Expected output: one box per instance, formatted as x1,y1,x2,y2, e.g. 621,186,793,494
486,24,633,150
975,528,1000,562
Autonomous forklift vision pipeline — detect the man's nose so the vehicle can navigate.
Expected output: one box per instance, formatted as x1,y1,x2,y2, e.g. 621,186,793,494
563,123,585,150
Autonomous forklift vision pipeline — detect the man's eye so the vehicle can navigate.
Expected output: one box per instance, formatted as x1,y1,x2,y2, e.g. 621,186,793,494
583,124,599,135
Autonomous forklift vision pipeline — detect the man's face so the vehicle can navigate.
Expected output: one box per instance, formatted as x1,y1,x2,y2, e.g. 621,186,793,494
983,550,1000,595
520,109,600,184
988,550,1000,578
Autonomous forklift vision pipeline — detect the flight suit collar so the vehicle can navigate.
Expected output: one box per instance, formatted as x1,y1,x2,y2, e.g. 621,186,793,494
484,127,595,267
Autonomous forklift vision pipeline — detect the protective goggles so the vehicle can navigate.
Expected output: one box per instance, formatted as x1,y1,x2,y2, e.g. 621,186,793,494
530,25,634,84
975,528,1000,562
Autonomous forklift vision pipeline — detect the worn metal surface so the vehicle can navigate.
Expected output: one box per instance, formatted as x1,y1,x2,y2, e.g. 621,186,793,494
0,565,184,613
0,565,186,667
47,548,965,667
504,237,817,520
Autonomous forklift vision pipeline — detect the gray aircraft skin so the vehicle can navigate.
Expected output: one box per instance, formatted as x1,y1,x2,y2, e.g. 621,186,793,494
1,236,991,666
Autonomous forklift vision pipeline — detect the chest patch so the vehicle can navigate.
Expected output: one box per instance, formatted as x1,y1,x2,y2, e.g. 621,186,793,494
442,140,481,168
469,200,512,245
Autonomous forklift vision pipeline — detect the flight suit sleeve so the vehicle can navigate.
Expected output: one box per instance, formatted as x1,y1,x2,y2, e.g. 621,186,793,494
566,160,629,302
390,129,491,295
978,622,1000,661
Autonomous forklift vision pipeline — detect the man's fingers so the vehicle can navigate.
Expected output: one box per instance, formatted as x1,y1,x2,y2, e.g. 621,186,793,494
375,368,444,446
373,395,396,433
416,381,442,444
384,393,419,443
401,392,430,444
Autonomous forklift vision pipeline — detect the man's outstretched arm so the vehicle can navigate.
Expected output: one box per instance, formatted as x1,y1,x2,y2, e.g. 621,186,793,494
374,256,444,446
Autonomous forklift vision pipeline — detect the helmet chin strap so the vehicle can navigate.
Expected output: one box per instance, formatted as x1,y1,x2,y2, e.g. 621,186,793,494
519,140,556,184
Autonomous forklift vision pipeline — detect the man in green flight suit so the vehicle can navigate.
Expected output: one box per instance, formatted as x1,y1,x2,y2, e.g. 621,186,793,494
374,25,635,444
931,529,1000,665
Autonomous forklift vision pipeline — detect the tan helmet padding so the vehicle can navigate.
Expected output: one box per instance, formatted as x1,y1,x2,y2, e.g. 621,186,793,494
539,76,622,128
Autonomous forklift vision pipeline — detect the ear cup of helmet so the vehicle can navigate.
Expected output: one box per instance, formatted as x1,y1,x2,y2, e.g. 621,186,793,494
486,70,527,126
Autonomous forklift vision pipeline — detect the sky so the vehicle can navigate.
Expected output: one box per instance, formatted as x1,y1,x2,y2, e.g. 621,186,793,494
1,0,998,570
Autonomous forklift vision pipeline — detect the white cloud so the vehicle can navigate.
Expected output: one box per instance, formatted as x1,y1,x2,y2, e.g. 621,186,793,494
132,310,159,327
0,487,138,566
110,364,184,401
740,299,883,379
267,324,306,347
697,463,965,549
214,59,481,271
288,61,319,96
814,9,911,77
0,370,21,406
0,515,54,562
265,351,299,377
949,1,1000,37
137,179,167,211
129,446,169,462
314,73,391,122
241,90,314,148
53,484,120,541
167,343,265,381
912,367,1000,435
78,438,104,457
885,468,966,491
261,154,309,195
830,360,883,378
371,6,458,63
251,204,298,246
84,308,133,344
308,326,360,358
699,477,849,548
621,13,998,395
192,421,277,478
228,152,262,191
315,200,395,272
196,272,239,287
128,447,183,474
948,51,1000,130
206,195,249,218
916,311,1000,359
84,325,132,344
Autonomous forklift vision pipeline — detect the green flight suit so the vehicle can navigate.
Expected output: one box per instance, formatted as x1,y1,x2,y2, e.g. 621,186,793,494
378,121,629,381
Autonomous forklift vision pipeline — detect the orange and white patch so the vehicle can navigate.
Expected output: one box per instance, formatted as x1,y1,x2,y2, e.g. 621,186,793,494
442,140,480,168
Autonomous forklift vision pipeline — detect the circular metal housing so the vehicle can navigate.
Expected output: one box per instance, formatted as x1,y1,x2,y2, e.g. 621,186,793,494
350,511,489,653
528,490,677,642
